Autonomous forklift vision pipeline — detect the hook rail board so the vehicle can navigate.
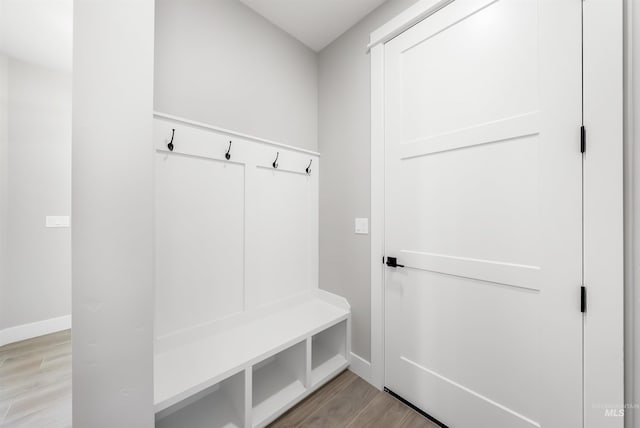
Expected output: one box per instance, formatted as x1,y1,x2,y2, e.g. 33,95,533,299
153,111,320,157
153,114,348,428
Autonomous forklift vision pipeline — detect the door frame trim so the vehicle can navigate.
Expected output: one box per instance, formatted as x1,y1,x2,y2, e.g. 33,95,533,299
369,1,624,427
582,1,625,427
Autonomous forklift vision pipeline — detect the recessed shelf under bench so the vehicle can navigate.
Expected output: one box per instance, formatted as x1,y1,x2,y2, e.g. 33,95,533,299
154,290,351,428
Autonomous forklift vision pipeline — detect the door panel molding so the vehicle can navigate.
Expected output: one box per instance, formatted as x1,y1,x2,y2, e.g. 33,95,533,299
399,112,539,159
399,250,541,290
400,356,541,428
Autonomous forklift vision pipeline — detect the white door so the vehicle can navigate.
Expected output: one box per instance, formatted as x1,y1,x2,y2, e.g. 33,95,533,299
383,1,582,427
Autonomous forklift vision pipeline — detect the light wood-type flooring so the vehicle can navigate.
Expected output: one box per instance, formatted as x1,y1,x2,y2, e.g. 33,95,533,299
270,370,439,428
0,330,71,428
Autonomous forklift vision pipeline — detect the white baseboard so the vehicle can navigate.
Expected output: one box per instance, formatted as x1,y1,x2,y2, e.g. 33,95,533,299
0,315,71,347
349,352,374,387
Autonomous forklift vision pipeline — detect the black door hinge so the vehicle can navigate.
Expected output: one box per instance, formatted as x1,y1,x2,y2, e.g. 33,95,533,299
581,286,587,313
580,125,586,153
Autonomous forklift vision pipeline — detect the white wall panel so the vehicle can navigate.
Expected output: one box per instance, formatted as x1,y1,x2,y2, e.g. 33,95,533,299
154,114,319,341
246,167,312,309
156,154,245,338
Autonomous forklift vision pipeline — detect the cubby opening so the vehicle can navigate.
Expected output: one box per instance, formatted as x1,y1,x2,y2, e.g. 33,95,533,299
311,321,347,386
156,371,245,428
252,341,306,427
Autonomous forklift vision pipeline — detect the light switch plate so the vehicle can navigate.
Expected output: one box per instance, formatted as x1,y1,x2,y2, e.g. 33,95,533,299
46,216,70,228
355,218,369,234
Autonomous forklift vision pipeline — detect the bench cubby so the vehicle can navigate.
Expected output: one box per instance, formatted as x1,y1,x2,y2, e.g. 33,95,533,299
311,320,348,387
156,370,246,428
251,341,306,427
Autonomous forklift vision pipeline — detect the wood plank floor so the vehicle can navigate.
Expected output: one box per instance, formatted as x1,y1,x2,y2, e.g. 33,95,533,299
0,331,71,428
270,370,439,428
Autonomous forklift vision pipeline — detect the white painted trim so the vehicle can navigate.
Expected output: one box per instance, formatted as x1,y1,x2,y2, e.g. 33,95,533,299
348,352,373,386
623,2,638,427
153,112,321,157
370,43,386,391
583,1,625,427
0,315,71,347
369,1,625,425
367,0,453,51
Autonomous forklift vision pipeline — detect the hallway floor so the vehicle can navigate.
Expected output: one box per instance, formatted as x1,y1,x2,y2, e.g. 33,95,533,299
270,370,439,428
0,331,71,428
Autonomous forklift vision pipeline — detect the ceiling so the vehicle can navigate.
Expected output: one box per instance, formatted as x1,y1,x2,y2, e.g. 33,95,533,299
0,0,73,71
238,0,388,51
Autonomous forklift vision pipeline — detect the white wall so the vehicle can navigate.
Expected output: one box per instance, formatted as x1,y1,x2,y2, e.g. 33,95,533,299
154,0,318,152
2,56,71,330
0,55,7,332
317,0,421,362
73,0,155,426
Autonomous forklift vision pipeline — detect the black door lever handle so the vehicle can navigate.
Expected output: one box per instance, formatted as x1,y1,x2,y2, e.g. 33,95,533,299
386,257,405,268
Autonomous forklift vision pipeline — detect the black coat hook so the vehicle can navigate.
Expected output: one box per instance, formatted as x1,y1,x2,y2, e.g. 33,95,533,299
272,152,279,169
225,141,232,160
167,129,175,152
306,159,312,175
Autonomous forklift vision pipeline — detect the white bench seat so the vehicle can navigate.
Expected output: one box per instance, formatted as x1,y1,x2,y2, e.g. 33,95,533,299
154,290,350,426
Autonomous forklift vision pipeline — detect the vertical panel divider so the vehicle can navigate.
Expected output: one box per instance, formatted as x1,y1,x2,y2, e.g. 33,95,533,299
305,336,312,389
243,161,256,313
309,159,319,291
244,367,253,428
